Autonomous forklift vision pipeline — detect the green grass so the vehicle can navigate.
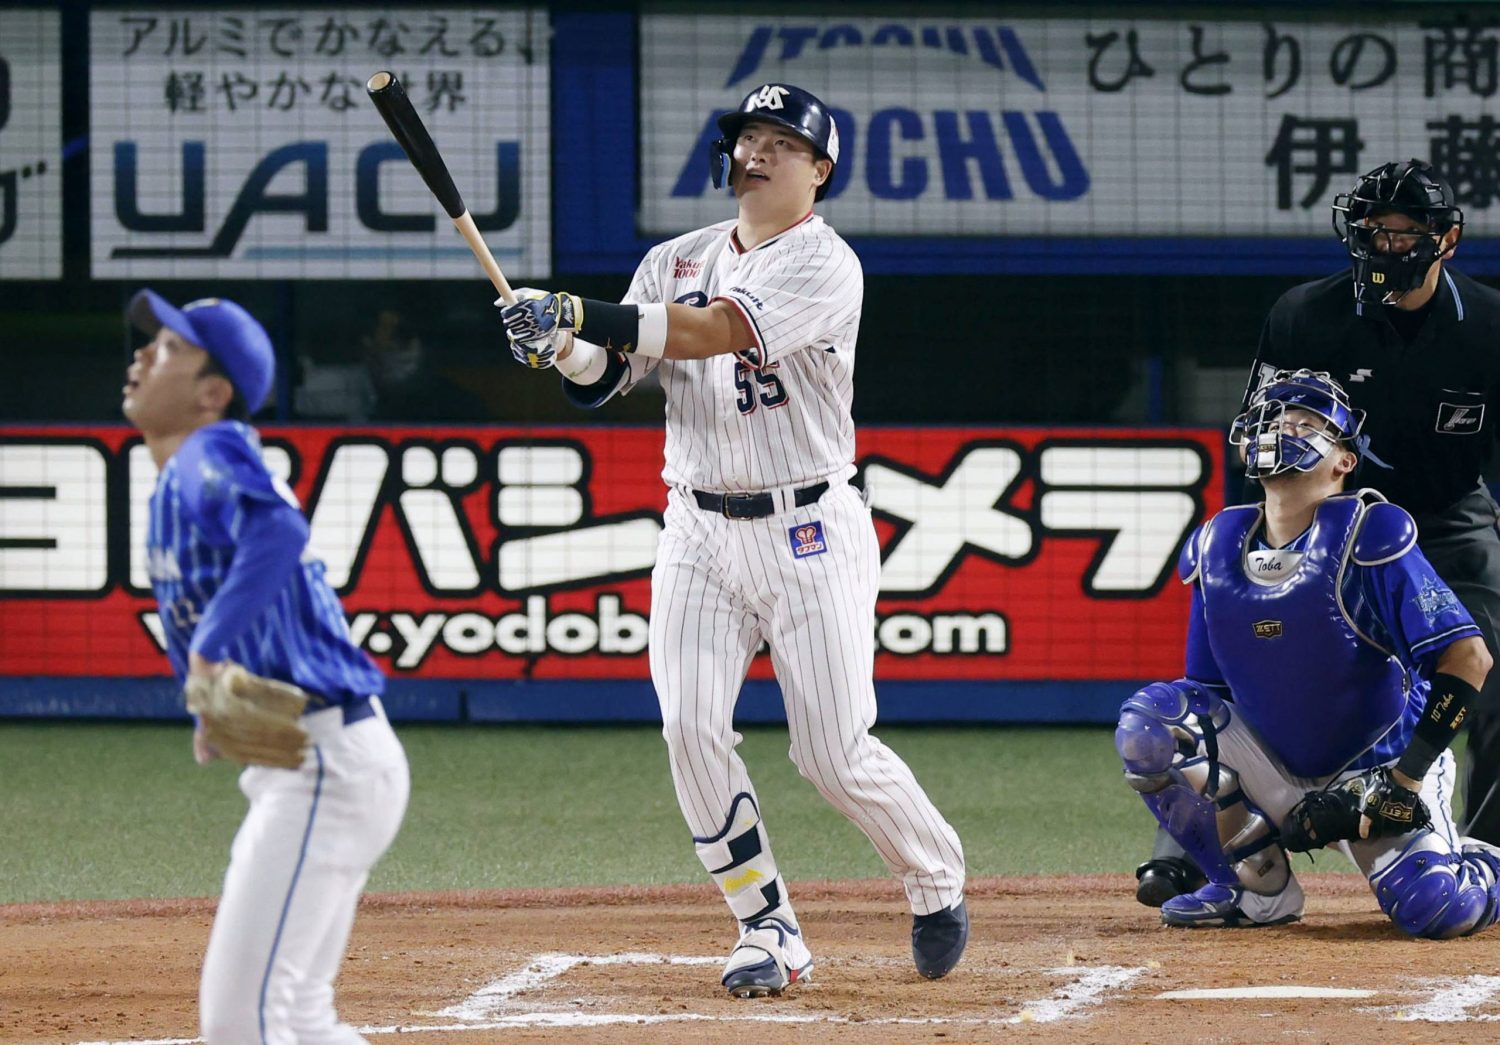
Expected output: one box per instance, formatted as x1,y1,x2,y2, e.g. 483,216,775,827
0,722,1395,904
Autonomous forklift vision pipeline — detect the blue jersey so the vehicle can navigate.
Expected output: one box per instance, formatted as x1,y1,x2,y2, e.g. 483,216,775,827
1182,490,1479,778
147,422,383,709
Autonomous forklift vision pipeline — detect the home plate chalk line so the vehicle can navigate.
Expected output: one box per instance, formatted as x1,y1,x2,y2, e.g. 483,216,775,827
73,952,1141,1042
70,955,1500,1043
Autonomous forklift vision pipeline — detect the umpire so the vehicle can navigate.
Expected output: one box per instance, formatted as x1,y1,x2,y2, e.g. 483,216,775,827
1138,158,1500,906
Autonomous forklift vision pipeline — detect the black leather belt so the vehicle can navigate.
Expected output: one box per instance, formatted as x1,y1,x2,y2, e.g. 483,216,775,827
692,481,831,519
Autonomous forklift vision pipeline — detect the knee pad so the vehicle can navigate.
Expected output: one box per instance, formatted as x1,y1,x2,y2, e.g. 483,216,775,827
1117,680,1230,792
1374,839,1500,939
694,792,787,923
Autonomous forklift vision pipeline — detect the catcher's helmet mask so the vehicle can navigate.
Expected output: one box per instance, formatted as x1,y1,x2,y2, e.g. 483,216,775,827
1230,369,1368,480
710,83,840,201
1331,159,1464,306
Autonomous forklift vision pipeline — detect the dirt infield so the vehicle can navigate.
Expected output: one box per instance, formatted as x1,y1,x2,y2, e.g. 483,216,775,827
5,874,1499,1044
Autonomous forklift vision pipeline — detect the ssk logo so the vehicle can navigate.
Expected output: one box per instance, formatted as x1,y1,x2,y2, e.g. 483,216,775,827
1252,619,1284,639
1437,402,1485,434
747,84,790,111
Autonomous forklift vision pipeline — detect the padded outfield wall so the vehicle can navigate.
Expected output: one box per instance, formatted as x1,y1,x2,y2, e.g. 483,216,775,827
4,3,1497,720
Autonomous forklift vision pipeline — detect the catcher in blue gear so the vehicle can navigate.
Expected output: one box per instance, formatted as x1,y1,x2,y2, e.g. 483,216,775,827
1116,370,1500,936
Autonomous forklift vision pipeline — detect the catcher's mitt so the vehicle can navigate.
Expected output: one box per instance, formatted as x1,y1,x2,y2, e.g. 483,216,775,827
1280,767,1431,852
185,663,310,769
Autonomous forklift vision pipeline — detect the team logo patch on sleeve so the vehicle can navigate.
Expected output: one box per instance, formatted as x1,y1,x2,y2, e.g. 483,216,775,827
1415,578,1460,621
789,521,827,558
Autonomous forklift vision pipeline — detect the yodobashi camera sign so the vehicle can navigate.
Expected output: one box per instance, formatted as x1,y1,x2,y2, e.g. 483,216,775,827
88,7,551,279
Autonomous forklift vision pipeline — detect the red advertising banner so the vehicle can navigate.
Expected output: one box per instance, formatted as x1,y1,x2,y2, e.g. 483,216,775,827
0,425,1223,682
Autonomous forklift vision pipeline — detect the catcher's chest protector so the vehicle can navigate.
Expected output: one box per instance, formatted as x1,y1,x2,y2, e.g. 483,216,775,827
1198,496,1407,778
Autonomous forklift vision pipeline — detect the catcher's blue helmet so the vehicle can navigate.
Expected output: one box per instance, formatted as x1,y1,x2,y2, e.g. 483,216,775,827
1230,369,1367,479
710,83,840,201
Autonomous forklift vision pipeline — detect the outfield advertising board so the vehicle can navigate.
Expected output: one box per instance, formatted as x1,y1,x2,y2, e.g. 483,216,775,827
0,8,62,279
639,13,1500,238
89,7,550,279
0,425,1222,699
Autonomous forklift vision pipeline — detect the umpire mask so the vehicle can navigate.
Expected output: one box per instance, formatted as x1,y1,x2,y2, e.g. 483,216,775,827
1331,160,1462,306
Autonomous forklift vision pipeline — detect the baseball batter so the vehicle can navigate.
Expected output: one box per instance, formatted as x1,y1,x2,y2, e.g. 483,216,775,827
498,83,967,995
1117,370,1500,936
123,290,409,1042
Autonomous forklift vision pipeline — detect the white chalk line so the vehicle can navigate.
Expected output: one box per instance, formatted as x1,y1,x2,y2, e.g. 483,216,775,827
435,951,719,1020
1359,975,1500,1022
73,953,1144,1043
1010,965,1146,1023
76,959,1500,1043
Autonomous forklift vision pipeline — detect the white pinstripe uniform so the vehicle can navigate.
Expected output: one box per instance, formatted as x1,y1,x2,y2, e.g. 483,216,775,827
613,213,966,928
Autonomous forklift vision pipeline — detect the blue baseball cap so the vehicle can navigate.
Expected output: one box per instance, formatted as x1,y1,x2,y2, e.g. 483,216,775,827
127,289,276,412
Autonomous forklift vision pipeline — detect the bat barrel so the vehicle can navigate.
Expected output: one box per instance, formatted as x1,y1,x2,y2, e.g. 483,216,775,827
364,70,468,220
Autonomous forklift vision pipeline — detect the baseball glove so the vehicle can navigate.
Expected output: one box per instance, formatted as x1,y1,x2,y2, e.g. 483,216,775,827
185,663,310,770
1280,766,1432,852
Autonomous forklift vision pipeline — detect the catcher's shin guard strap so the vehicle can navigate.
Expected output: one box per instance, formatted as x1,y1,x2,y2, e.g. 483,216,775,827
695,792,786,923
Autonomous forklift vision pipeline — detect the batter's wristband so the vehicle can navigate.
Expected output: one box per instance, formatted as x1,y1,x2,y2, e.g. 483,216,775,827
1396,671,1479,782
576,299,668,358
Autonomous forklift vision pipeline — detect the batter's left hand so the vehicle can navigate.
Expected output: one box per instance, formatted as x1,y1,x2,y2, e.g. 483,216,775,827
497,289,581,370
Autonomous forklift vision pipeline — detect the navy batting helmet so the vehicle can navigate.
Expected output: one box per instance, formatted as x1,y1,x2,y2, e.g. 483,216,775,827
710,83,840,201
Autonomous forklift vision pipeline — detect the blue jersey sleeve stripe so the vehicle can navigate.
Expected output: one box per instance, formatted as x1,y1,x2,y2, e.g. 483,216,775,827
1409,624,1483,656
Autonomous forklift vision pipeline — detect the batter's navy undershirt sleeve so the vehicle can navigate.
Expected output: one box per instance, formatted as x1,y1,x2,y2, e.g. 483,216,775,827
190,501,309,661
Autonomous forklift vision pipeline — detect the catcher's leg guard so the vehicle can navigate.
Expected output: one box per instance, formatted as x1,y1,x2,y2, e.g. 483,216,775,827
1372,837,1500,939
1117,682,1296,917
695,792,791,924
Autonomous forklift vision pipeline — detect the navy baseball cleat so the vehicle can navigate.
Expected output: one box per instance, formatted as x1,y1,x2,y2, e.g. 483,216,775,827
911,900,968,979
722,916,813,998
1161,882,1302,928
1135,856,1207,908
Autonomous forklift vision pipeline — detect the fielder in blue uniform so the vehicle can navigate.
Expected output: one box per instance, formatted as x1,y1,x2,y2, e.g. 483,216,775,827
1117,370,1500,936
123,289,409,1043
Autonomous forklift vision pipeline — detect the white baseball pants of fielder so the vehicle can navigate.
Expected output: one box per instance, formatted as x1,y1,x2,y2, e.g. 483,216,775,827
650,481,965,916
199,698,409,1045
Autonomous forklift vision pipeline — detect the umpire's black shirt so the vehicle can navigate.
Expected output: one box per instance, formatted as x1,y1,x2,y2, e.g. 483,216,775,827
1257,266,1500,518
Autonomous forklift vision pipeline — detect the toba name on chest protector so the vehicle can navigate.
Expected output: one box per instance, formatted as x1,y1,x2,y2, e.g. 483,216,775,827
1192,493,1410,778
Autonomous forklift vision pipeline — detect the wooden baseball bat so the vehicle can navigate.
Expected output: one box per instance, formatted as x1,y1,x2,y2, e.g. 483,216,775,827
365,70,516,305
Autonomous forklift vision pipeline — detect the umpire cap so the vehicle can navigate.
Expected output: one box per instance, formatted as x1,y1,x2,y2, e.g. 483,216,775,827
128,290,276,412
710,83,840,201
1333,159,1463,234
